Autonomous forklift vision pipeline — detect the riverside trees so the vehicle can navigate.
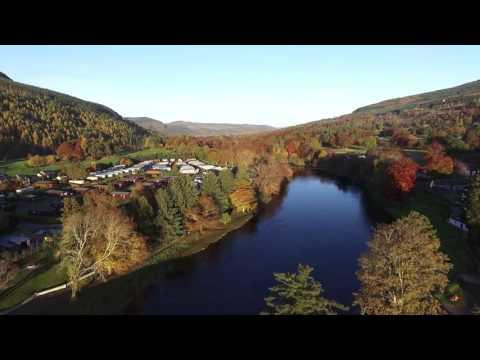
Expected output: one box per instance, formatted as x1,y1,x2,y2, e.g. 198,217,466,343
354,211,451,315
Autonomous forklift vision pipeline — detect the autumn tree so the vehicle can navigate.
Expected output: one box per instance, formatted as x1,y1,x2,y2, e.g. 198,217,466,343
184,195,221,233
56,140,84,161
253,156,293,203
46,154,57,165
60,198,148,298
229,168,257,214
386,157,418,196
454,160,470,177
354,211,452,315
119,157,134,167
425,142,454,175
28,155,47,167
262,264,348,315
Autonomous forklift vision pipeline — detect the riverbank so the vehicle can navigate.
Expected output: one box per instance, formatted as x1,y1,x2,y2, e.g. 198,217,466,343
310,157,480,311
12,172,373,315
0,212,253,314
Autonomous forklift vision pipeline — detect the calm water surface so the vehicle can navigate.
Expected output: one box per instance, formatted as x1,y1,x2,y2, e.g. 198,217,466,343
131,172,377,314
16,172,380,315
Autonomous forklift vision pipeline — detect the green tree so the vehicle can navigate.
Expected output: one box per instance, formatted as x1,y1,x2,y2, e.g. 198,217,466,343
201,172,230,213
466,175,480,242
220,212,231,225
134,195,155,233
262,264,348,315
155,189,184,243
168,175,198,213
219,170,235,195
354,211,452,315
201,172,220,197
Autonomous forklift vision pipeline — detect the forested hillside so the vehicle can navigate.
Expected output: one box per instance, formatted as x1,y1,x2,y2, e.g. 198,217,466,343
354,79,480,114
0,74,149,160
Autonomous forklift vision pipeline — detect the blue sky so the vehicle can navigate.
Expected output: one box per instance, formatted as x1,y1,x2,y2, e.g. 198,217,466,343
1,45,480,128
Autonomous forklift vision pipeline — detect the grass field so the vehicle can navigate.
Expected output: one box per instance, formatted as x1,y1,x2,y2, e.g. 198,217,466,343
385,190,473,276
0,148,175,177
0,249,67,312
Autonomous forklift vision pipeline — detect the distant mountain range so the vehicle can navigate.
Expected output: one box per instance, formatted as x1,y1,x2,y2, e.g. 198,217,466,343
126,117,276,136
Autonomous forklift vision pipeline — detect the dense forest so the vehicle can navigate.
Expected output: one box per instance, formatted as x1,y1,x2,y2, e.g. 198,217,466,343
0,74,149,160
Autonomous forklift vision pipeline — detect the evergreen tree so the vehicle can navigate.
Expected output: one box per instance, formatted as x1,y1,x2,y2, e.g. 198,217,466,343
219,170,235,194
135,195,155,234
466,175,480,242
155,189,184,243
201,172,220,197
201,172,231,214
262,264,348,315
168,175,198,213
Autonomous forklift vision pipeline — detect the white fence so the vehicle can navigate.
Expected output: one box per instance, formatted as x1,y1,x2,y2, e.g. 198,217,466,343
0,271,95,315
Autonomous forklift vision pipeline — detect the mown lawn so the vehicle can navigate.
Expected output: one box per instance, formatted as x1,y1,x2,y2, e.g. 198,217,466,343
385,190,473,276
0,261,67,312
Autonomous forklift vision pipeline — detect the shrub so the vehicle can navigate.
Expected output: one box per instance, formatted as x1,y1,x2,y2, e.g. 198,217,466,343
220,213,232,225
28,155,47,167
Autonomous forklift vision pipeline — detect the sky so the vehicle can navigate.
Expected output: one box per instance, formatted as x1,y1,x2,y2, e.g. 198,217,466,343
1,45,480,128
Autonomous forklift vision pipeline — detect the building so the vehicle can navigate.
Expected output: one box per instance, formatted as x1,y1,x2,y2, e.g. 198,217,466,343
179,165,198,174
188,160,205,168
46,189,72,197
37,170,58,180
448,207,469,232
69,179,86,185
16,186,34,194
112,191,131,200
72,187,92,195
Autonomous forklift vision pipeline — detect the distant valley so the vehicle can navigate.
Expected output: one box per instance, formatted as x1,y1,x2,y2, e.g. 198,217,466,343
127,117,276,136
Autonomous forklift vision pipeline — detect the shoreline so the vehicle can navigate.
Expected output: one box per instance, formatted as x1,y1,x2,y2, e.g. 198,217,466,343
0,212,254,314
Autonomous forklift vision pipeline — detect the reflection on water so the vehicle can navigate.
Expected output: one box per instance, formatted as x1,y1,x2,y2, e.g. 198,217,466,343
135,170,376,315
16,171,381,315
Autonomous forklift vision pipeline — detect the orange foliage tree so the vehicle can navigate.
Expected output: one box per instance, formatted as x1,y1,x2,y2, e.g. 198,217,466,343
386,157,419,196
184,195,221,233
425,142,454,175
56,139,84,161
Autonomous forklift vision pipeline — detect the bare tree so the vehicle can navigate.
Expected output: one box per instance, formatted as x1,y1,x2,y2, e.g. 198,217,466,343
60,203,148,298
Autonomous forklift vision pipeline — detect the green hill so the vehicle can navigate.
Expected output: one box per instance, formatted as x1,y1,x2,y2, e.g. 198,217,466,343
0,73,149,160
354,79,480,114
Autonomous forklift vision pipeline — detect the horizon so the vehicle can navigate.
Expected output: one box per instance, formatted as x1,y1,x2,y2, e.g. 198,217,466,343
1,45,480,127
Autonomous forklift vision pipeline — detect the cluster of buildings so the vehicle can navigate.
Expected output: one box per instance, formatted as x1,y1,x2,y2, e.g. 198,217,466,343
2,157,228,206
0,156,229,252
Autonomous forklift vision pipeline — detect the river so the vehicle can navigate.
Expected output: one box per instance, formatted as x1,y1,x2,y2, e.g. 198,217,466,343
15,171,382,315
